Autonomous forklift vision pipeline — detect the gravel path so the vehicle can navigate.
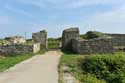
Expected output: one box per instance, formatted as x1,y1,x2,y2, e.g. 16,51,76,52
0,51,62,83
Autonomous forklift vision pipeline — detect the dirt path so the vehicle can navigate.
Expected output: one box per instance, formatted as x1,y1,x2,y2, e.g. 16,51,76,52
0,51,62,83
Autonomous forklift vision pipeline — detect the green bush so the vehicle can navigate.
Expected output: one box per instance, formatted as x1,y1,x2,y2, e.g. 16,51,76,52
83,74,106,83
85,31,108,39
59,54,106,83
80,34,87,39
82,52,125,83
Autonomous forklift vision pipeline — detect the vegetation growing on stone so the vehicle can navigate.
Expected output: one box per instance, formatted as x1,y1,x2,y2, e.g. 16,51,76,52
86,31,109,39
81,31,109,39
80,34,87,39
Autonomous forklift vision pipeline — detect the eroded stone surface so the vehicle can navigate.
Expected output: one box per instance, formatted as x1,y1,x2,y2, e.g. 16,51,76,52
32,30,48,49
62,28,79,51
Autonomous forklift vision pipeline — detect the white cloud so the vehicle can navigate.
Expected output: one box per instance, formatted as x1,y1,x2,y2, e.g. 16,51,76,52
77,3,125,33
88,4,125,25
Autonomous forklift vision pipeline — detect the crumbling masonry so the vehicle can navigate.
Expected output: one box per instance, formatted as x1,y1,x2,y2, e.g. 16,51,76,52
62,28,125,54
32,30,48,49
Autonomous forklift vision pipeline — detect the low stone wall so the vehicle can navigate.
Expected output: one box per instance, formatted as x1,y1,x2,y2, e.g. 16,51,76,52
107,34,125,38
72,38,114,54
106,34,125,50
111,38,125,47
0,43,40,56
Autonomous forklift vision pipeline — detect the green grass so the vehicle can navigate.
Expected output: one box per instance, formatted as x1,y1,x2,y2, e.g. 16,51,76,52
59,53,106,83
59,52,125,83
0,53,33,71
0,50,46,72
48,38,61,49
48,42,60,49
59,54,83,83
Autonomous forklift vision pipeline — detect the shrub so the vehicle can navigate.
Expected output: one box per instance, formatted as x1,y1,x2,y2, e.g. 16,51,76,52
82,52,125,83
59,54,106,83
83,74,106,83
85,31,108,39
80,34,87,39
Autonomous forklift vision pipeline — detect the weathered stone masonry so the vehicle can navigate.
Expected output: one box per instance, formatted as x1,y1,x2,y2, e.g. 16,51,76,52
0,30,47,56
32,30,47,49
108,34,125,48
62,28,79,51
72,38,114,54
62,28,125,54
0,43,40,55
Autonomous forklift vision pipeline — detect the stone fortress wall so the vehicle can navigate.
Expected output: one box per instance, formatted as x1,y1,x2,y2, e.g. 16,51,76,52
107,34,125,48
62,28,125,54
72,38,114,54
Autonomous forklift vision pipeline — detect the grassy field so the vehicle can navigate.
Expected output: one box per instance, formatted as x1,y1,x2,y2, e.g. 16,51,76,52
59,52,125,83
0,50,46,72
48,38,61,49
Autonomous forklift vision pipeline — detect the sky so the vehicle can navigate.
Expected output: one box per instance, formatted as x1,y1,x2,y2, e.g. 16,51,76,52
0,0,125,38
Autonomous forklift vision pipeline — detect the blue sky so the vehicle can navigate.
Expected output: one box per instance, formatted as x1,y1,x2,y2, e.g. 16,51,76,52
0,0,124,38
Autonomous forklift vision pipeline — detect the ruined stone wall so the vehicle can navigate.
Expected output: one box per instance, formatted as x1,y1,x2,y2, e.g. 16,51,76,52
106,34,125,50
32,30,47,49
0,43,40,56
107,34,125,38
72,38,114,54
62,28,79,51
5,36,26,44
62,28,125,54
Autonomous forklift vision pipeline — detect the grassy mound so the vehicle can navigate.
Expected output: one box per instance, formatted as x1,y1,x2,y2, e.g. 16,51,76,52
82,52,125,83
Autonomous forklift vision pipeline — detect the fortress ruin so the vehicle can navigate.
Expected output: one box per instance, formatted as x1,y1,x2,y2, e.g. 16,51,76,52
62,28,125,54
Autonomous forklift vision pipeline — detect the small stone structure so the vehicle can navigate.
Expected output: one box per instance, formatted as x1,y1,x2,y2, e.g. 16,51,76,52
62,28,79,51
5,36,26,44
32,30,47,49
72,38,114,54
0,43,40,55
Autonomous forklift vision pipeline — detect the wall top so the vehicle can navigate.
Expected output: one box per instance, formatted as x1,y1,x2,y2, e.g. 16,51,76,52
63,27,79,32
